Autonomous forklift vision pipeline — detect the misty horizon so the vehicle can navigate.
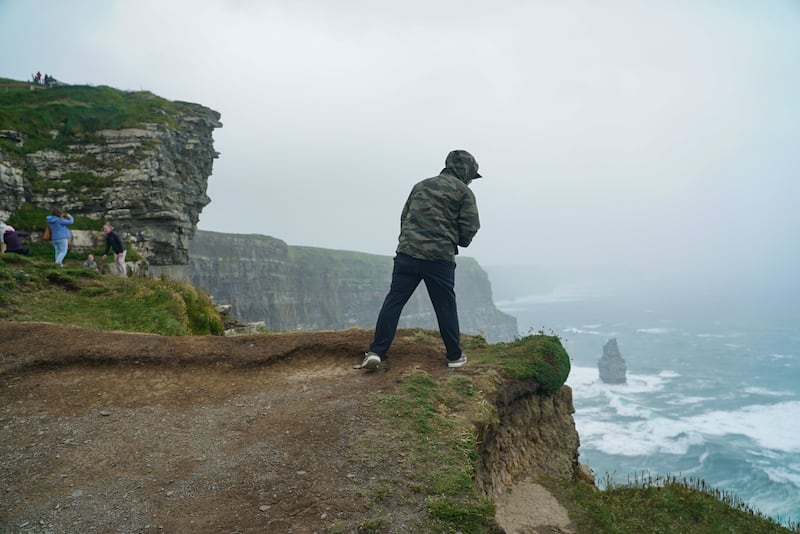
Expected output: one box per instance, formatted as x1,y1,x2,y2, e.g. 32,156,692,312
2,1,798,298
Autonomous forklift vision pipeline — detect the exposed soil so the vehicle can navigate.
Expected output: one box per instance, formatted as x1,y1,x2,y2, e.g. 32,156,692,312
0,322,572,533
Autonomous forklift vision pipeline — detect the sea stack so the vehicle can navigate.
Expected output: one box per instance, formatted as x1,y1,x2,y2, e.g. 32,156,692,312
598,338,627,384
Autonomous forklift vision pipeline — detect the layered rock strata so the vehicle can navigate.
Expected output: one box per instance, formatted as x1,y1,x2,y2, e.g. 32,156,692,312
0,103,221,265
477,383,581,498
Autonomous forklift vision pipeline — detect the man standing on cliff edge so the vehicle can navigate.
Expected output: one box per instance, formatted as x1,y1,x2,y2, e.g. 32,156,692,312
357,150,483,370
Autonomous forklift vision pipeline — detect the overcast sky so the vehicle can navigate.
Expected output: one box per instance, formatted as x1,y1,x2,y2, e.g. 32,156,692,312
2,0,799,291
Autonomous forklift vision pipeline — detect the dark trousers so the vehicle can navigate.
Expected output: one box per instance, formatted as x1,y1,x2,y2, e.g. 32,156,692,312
370,253,462,361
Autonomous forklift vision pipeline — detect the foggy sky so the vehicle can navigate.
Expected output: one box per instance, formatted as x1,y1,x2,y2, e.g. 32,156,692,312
2,0,799,290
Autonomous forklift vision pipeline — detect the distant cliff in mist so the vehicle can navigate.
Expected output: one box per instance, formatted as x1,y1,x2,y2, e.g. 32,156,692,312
188,230,519,343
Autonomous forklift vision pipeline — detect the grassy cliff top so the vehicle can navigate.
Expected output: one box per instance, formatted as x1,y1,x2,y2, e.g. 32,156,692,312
0,77,199,155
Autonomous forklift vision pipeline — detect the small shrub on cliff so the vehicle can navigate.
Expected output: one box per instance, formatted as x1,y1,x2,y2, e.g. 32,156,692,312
159,277,225,336
483,334,571,394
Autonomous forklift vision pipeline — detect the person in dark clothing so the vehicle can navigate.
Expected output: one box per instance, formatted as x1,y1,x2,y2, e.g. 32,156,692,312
357,150,484,371
102,224,127,277
3,226,30,255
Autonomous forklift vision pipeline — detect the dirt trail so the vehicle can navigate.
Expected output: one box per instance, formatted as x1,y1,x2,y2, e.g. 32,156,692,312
0,322,571,533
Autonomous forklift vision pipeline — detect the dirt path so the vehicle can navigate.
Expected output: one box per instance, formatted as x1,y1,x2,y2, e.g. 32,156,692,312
0,322,572,533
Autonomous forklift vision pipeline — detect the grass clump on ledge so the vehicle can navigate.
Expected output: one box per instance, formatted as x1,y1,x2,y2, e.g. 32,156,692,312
471,330,571,393
0,253,223,336
545,472,799,533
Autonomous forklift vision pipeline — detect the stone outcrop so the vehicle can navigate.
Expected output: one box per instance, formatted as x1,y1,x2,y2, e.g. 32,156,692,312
0,159,25,221
0,90,221,266
187,230,519,343
598,337,627,384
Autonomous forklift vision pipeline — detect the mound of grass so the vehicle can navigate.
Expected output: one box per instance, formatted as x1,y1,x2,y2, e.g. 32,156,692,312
0,254,223,336
0,79,192,156
473,332,571,393
545,472,799,533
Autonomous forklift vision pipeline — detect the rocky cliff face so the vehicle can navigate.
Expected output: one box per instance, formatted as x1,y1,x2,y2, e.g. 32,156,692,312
188,230,519,343
0,89,221,266
477,384,581,498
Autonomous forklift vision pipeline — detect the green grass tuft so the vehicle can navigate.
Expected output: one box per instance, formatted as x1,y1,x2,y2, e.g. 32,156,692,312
479,333,571,393
544,472,799,533
0,81,189,156
8,203,105,232
0,255,223,336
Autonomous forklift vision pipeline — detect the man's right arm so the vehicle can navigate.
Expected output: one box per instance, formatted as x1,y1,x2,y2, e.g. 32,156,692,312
457,190,480,248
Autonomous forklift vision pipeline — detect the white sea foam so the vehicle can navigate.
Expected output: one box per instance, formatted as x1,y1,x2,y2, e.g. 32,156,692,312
563,327,602,336
696,332,744,339
666,396,714,406
576,394,800,457
659,370,681,378
567,366,601,387
743,386,795,397
771,353,795,361
607,393,653,418
575,416,705,456
567,367,667,400
687,402,800,453
636,327,674,334
763,465,800,487
747,448,781,460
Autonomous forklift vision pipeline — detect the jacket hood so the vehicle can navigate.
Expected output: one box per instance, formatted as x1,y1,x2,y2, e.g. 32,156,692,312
441,150,482,184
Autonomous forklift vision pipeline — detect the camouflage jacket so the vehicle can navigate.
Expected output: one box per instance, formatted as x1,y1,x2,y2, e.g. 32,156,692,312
396,152,481,262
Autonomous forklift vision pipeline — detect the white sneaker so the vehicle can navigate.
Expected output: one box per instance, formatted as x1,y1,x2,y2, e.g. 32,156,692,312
447,354,467,368
356,352,381,370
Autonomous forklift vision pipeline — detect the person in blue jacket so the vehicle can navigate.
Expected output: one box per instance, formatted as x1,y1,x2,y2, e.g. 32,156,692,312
45,209,74,267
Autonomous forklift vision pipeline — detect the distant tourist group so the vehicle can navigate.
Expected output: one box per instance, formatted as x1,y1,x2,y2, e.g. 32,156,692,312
43,209,127,276
31,71,57,87
1,211,127,277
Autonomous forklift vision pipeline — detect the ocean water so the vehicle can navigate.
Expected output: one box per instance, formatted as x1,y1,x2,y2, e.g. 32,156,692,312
495,283,799,526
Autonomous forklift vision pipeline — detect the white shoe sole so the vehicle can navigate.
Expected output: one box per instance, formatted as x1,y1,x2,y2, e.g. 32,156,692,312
354,355,381,370
448,355,467,368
